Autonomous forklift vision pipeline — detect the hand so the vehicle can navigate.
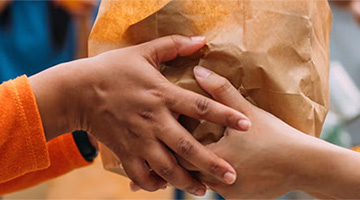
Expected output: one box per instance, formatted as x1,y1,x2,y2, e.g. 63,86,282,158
189,66,360,199
29,36,251,196
351,0,360,25
332,0,360,26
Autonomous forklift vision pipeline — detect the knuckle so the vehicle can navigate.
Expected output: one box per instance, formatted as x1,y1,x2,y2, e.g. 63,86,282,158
177,138,194,156
225,112,238,126
195,97,210,118
149,89,165,99
157,165,175,179
139,110,156,123
126,129,140,139
140,45,158,65
169,35,181,50
148,88,167,106
209,162,222,175
213,78,232,95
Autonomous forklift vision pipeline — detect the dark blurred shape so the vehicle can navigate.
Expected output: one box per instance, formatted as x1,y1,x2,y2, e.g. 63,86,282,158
0,2,71,51
0,2,11,30
48,2,71,51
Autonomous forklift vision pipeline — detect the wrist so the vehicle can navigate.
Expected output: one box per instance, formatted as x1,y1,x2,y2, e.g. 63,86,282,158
288,133,327,192
29,60,82,141
290,133,357,197
272,130,318,192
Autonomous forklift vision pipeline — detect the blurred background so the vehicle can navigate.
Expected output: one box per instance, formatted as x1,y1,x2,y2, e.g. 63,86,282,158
1,0,360,199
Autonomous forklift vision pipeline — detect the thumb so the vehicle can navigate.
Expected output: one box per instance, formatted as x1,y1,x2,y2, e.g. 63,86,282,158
141,35,206,67
351,1,360,25
194,66,252,116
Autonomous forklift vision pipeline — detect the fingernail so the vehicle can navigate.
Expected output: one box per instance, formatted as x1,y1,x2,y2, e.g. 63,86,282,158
194,66,211,78
353,2,360,14
130,184,141,192
237,120,252,130
223,172,236,184
191,36,206,43
191,188,206,196
130,187,140,192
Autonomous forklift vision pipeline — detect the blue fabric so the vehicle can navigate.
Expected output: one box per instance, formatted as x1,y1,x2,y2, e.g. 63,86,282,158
174,188,185,200
0,1,75,82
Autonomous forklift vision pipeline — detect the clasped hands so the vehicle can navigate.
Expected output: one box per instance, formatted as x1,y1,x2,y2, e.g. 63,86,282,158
30,35,307,198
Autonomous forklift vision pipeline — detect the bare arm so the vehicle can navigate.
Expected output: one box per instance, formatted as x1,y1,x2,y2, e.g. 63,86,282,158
29,36,252,196
192,66,360,199
298,138,360,198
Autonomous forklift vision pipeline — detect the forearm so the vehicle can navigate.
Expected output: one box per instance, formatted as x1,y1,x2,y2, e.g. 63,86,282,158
294,134,360,198
29,59,86,141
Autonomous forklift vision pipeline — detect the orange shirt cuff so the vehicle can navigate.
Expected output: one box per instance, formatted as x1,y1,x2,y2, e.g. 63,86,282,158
0,133,92,196
0,75,50,183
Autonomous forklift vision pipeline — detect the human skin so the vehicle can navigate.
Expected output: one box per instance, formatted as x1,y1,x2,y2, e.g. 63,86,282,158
351,0,360,25
190,66,360,199
333,0,360,25
28,36,252,196
0,0,9,12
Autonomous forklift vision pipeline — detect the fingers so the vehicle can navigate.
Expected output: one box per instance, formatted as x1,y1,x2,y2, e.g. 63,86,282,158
351,1,360,25
167,84,251,131
120,156,166,192
158,115,237,185
176,156,197,171
130,181,166,192
144,141,207,196
130,181,142,192
193,66,252,115
142,35,206,66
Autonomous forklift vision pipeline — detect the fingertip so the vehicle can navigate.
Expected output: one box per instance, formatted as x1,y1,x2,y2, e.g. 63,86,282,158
194,65,212,79
221,161,237,184
237,119,252,131
190,36,206,52
161,184,168,190
194,187,207,196
223,171,237,185
180,36,206,56
130,182,142,192
353,1,360,14
191,36,206,43
188,184,207,196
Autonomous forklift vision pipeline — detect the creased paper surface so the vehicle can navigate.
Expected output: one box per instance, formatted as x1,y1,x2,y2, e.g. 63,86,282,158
88,0,332,176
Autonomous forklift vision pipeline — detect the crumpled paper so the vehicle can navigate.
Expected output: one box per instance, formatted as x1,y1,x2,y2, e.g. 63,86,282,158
88,0,332,176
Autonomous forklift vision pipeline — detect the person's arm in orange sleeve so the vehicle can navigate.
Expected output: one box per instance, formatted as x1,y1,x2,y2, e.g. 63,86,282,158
0,76,50,183
0,133,91,195
0,76,96,195
0,132,93,195
0,36,252,195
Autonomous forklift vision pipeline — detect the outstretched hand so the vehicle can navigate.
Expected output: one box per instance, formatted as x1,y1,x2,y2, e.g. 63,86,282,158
188,66,315,198
29,36,251,196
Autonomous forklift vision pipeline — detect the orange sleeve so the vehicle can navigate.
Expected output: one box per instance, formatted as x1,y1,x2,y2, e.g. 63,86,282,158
0,133,91,195
0,76,92,195
0,75,50,183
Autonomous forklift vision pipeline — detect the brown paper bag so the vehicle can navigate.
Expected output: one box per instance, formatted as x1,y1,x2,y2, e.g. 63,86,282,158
88,0,332,176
